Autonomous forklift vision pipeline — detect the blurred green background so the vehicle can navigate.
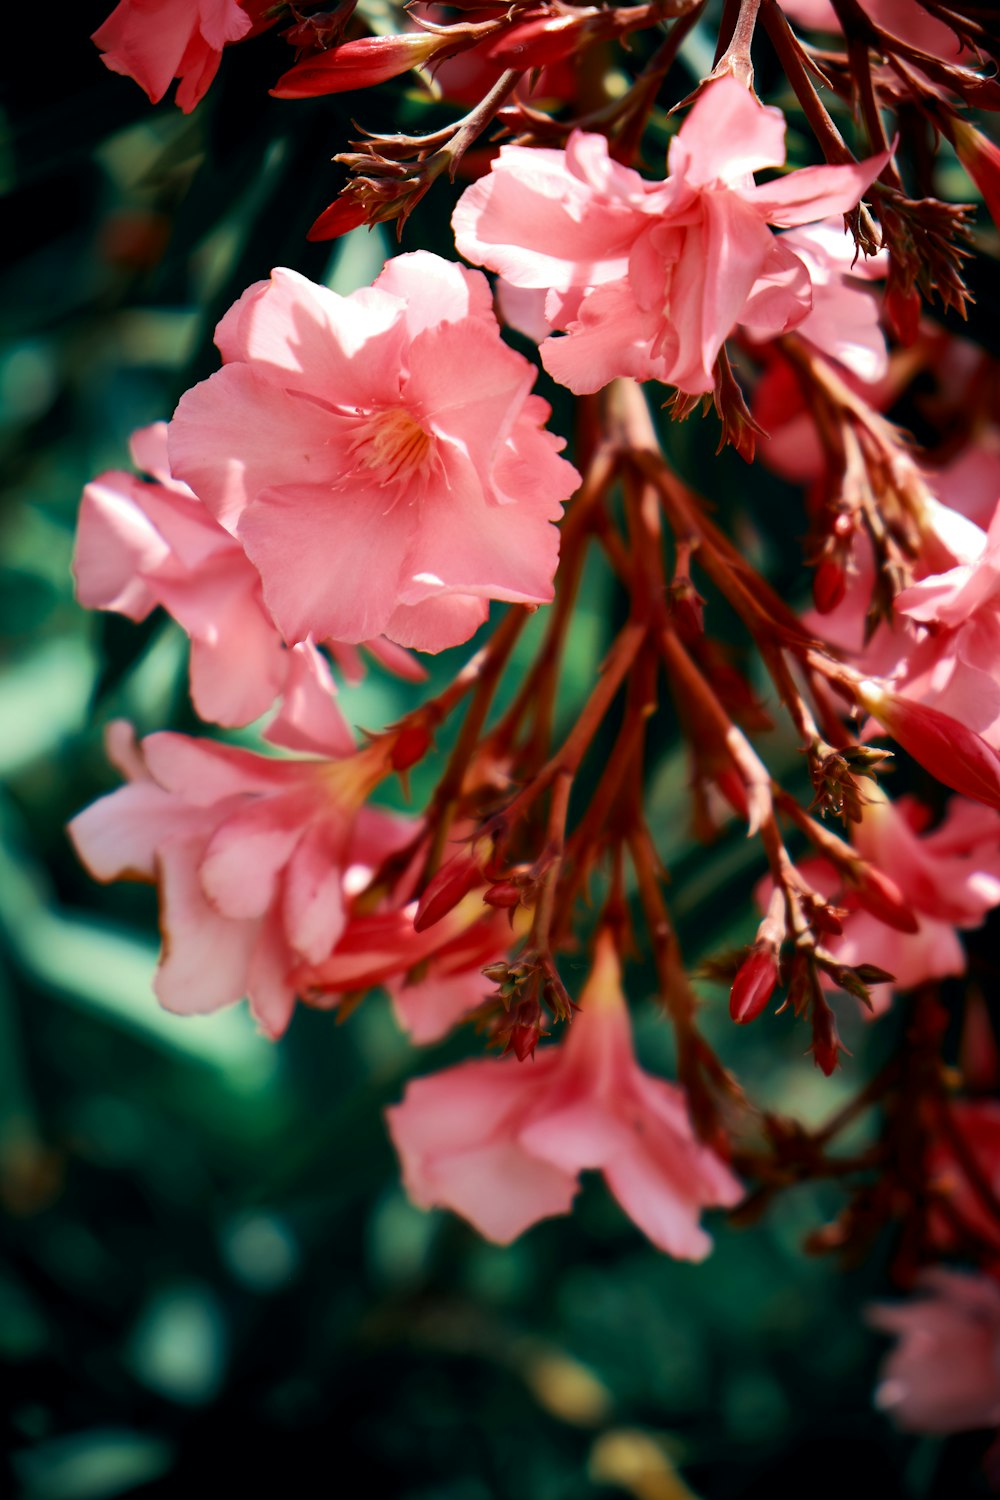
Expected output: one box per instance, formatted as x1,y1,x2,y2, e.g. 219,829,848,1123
1,8,996,1497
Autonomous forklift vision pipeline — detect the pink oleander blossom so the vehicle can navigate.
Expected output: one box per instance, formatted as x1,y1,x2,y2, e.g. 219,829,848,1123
453,75,886,396
92,0,254,113
893,498,1000,748
68,722,413,1037
167,252,579,652
297,884,516,1046
386,932,742,1253
869,1270,1000,1434
73,423,423,748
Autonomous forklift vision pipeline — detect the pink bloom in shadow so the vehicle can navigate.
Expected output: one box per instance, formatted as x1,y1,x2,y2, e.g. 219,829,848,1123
927,1100,1000,1260
453,76,886,396
869,1270,1000,1434
168,252,579,652
92,0,253,113
68,722,414,1037
386,933,742,1252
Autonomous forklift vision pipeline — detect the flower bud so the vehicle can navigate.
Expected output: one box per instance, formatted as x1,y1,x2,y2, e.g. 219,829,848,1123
729,945,779,1024
857,680,1000,809
414,852,481,932
272,32,445,98
883,281,921,347
390,720,433,773
812,557,846,615
809,998,848,1077
850,862,920,935
483,882,522,909
951,120,1000,232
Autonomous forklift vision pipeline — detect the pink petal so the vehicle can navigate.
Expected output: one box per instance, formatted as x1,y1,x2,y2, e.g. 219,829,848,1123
154,833,258,1016
246,912,298,1039
73,474,167,620
400,444,561,607
541,280,663,394
92,0,197,104
374,251,496,337
670,76,788,187
603,1149,716,1260
199,789,320,920
238,480,417,644
168,364,344,532
263,642,356,758
141,732,304,801
743,150,890,227
383,594,490,653
452,143,643,292
214,269,407,407
69,782,205,883
281,818,349,963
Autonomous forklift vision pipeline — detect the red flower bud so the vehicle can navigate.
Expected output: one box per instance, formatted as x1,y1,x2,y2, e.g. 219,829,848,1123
809,999,847,1077
812,557,846,615
485,14,592,68
307,197,369,243
271,32,444,98
730,945,779,1024
494,998,549,1061
951,120,1000,232
857,680,1000,810
483,882,522,909
390,721,433,773
849,862,920,935
883,281,921,347
413,852,481,932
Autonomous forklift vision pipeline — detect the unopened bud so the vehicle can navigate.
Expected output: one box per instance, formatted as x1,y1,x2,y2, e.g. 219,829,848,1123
729,945,779,1024
809,998,848,1077
414,853,480,932
884,280,921,347
857,680,1000,809
812,557,846,615
483,882,522,910
850,862,919,935
390,721,432,773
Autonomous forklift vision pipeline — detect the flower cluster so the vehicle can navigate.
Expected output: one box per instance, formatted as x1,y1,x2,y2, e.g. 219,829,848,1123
76,0,1000,1469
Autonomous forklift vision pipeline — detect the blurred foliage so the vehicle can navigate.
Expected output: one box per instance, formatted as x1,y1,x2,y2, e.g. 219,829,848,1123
1,6,997,1498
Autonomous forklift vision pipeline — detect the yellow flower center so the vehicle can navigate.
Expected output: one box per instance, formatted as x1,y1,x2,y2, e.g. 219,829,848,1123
350,408,434,487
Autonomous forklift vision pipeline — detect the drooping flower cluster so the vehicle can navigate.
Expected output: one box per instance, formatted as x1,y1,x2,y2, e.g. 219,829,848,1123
453,77,887,397
73,0,1000,1465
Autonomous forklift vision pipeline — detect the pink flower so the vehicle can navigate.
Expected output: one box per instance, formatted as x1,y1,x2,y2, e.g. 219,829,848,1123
891,499,1000,751
167,253,579,652
386,933,742,1253
92,0,253,113
869,1270,1000,1434
298,883,516,1046
73,423,367,751
745,219,888,383
453,76,886,396
68,722,412,1037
